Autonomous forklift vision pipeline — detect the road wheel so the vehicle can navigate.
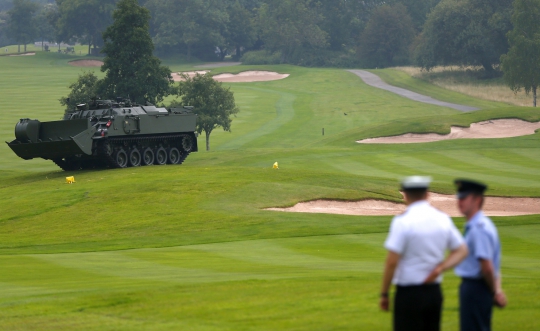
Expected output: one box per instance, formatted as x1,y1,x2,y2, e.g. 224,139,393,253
168,147,181,164
129,148,141,167
115,148,128,168
182,135,193,152
142,148,154,166
103,141,113,156
155,147,167,165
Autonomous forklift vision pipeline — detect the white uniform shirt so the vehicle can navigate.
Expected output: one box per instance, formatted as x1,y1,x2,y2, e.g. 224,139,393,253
384,200,464,286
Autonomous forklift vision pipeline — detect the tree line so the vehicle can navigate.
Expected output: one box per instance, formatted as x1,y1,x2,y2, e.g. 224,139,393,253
0,0,528,69
0,0,55,52
2,0,540,105
0,0,442,65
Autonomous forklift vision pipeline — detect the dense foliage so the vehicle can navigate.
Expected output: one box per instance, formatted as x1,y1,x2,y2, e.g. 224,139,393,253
170,73,239,151
99,0,172,105
6,0,39,52
59,71,99,111
53,0,115,54
359,4,415,68
258,0,327,63
501,0,540,107
414,0,513,71
0,0,528,71
60,0,173,107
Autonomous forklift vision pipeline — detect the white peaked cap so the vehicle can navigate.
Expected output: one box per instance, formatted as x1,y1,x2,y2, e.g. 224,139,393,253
401,176,432,190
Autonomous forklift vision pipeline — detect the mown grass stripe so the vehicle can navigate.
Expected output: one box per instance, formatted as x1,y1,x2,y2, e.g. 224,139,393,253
388,156,540,188
439,150,540,177
411,150,538,182
217,87,296,150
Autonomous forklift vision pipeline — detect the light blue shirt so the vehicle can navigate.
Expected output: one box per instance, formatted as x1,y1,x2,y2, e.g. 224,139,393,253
455,211,501,278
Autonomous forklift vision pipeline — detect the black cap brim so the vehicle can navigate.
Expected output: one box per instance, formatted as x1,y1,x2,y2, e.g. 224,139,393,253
457,191,472,199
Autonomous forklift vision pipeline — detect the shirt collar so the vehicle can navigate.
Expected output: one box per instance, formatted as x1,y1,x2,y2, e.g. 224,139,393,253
407,200,429,210
466,210,485,228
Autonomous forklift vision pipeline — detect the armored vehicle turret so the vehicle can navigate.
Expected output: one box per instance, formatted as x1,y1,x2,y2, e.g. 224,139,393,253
7,99,198,170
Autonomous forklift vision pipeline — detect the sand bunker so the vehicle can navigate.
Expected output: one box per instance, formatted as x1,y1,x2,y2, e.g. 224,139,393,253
68,60,104,67
213,71,289,83
358,119,540,144
171,71,210,81
267,193,540,217
171,70,289,83
9,52,35,56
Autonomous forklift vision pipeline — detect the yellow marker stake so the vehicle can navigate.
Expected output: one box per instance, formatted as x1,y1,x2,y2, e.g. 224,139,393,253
273,162,279,169
65,176,75,184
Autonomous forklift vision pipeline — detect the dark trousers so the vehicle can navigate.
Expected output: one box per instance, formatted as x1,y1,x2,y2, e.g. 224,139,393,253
394,283,443,331
460,278,493,331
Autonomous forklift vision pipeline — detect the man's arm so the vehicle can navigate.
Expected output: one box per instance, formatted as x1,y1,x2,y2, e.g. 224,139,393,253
380,251,400,311
494,275,507,307
480,258,496,293
423,243,468,283
480,259,507,308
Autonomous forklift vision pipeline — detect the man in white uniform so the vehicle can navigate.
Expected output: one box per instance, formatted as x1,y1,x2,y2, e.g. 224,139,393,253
380,176,468,331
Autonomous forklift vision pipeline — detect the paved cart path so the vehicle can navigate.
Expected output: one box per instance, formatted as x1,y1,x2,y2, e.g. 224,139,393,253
347,70,479,112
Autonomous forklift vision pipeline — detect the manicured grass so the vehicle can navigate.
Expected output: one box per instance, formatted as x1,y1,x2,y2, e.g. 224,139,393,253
392,66,534,107
1,229,538,330
372,68,506,109
0,52,539,330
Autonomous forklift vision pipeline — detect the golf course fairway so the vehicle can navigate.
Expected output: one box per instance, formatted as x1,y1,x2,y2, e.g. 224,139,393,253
0,52,538,330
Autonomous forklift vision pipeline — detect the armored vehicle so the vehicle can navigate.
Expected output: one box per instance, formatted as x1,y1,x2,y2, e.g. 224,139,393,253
6,99,198,170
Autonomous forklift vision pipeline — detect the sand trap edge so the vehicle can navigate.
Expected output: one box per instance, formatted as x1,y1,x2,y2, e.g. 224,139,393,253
358,119,540,144
8,52,36,57
172,70,290,83
68,59,104,67
266,193,540,217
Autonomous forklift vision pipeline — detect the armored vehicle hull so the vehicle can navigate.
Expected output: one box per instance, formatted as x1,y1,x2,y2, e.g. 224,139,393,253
7,102,198,170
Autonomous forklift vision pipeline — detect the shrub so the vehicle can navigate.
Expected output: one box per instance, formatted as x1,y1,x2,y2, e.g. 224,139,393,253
241,48,360,68
240,50,282,65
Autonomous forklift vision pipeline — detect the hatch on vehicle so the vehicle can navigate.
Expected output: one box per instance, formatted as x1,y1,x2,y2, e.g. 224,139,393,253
142,106,168,115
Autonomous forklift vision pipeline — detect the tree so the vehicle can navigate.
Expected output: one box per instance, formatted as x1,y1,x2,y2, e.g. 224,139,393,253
44,2,64,51
7,0,39,53
0,0,13,12
55,0,116,55
0,10,13,47
147,0,228,60
59,71,100,112
171,73,239,151
225,0,256,60
99,0,172,105
358,4,415,68
316,0,379,52
258,0,327,63
392,0,441,31
501,0,540,107
35,3,56,50
234,0,262,11
414,0,513,71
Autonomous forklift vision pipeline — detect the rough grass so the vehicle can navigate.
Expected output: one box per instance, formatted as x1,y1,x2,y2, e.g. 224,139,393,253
393,66,534,107
0,52,539,330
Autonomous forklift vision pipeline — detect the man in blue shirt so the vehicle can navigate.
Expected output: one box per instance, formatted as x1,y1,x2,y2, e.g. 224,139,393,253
454,179,507,331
